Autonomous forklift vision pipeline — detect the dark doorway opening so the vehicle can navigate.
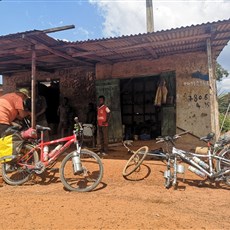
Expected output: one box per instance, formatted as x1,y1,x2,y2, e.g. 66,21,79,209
38,80,60,135
120,73,176,140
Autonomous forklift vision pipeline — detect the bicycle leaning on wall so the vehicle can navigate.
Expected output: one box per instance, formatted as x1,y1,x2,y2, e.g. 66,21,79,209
1,117,104,192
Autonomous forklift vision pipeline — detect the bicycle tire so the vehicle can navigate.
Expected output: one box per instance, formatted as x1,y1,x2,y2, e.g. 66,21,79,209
122,146,149,177
216,148,230,186
60,149,104,192
2,144,39,186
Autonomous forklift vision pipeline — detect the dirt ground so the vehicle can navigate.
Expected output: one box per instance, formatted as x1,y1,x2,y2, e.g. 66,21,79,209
0,140,229,230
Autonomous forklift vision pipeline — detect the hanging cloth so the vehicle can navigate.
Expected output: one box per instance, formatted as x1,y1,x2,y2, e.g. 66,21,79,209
154,79,168,106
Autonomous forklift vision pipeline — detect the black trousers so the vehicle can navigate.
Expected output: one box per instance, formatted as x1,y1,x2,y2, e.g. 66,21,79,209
98,126,108,154
0,124,10,137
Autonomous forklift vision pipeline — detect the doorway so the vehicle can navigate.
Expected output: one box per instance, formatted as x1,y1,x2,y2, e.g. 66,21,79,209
120,72,176,140
37,80,60,135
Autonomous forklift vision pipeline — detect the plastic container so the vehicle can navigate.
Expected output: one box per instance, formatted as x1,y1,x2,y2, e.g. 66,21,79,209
72,153,82,173
177,164,185,174
49,144,62,159
43,146,49,161
188,166,206,178
192,156,209,169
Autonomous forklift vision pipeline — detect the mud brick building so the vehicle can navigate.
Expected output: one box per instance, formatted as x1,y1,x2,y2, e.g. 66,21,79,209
0,19,230,142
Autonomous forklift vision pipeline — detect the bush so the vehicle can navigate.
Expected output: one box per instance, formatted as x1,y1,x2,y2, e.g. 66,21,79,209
219,113,230,133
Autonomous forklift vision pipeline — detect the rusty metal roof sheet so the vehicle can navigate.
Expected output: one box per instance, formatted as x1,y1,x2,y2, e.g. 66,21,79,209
0,18,230,74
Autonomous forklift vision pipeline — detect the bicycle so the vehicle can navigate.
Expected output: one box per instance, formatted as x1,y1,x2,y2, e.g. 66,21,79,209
1,117,104,192
122,140,167,177
156,132,230,189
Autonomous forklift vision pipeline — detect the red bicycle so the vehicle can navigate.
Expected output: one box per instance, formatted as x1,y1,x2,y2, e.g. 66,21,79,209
1,117,104,192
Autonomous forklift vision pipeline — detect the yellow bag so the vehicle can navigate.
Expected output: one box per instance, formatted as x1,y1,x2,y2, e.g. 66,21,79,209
0,133,24,163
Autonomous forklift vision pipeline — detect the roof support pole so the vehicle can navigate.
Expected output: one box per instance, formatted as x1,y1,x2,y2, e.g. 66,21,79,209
206,38,219,139
146,0,154,33
31,46,36,129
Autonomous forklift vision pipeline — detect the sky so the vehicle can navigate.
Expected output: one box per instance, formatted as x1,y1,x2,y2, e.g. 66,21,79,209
0,0,229,93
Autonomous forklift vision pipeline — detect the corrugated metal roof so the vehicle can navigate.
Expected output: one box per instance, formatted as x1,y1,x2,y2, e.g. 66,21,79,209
0,18,230,74
62,18,230,44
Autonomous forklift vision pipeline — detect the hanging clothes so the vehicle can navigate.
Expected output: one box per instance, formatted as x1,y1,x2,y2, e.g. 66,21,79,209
154,79,168,106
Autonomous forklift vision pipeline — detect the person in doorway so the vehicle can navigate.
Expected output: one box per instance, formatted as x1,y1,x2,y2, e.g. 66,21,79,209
97,95,111,156
86,102,97,126
57,97,71,137
36,93,49,141
86,102,97,147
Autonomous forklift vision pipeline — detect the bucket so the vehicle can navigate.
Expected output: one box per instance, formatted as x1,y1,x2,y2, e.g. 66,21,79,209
195,147,208,154
177,164,185,174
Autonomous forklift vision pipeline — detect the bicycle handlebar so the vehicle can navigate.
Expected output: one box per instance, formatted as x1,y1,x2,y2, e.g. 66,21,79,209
156,131,190,144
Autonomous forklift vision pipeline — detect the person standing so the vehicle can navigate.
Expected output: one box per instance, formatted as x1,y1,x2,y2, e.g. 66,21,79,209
97,95,110,156
57,97,71,137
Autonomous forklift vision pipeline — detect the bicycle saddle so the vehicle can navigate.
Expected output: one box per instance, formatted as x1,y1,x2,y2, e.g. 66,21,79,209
200,132,215,142
36,125,51,132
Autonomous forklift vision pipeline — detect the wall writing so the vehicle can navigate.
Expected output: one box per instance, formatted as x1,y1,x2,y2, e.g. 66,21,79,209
182,80,209,87
183,92,210,108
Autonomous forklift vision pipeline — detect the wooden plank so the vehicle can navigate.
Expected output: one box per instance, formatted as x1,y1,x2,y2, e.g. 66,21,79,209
24,37,94,66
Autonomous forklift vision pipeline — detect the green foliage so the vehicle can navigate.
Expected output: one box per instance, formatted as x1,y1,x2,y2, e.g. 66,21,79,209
218,93,230,133
219,113,230,133
218,93,230,113
216,62,229,81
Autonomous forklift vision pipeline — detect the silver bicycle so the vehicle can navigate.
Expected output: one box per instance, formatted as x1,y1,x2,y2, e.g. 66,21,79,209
156,133,230,189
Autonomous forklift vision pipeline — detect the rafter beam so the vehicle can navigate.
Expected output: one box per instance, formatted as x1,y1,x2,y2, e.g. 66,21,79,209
24,36,94,66
65,47,111,64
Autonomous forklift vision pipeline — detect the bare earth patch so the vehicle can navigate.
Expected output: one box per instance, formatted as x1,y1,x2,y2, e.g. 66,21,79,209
0,140,229,229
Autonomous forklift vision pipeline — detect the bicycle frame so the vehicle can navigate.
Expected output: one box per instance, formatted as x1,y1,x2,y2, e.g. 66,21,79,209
18,127,81,171
172,147,230,179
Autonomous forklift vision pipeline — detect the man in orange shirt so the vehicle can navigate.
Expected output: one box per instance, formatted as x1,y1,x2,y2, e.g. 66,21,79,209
0,88,31,137
97,95,110,156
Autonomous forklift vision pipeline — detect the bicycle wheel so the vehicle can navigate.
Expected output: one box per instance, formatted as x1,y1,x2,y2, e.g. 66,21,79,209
2,144,39,186
122,146,149,177
60,149,104,192
216,148,230,186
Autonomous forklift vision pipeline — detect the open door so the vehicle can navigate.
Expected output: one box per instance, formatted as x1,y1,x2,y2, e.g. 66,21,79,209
96,79,123,143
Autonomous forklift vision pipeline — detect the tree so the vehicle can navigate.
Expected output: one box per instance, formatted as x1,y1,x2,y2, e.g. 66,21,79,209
216,62,229,81
218,93,230,133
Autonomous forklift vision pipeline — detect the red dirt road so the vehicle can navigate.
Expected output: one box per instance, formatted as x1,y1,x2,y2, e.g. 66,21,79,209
0,141,229,229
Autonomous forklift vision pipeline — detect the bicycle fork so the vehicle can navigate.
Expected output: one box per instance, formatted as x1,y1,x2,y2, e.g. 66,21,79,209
172,155,178,187
164,154,172,188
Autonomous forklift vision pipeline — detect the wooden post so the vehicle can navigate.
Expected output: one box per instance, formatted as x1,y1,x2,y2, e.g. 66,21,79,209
31,46,36,129
146,0,154,33
207,38,219,139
